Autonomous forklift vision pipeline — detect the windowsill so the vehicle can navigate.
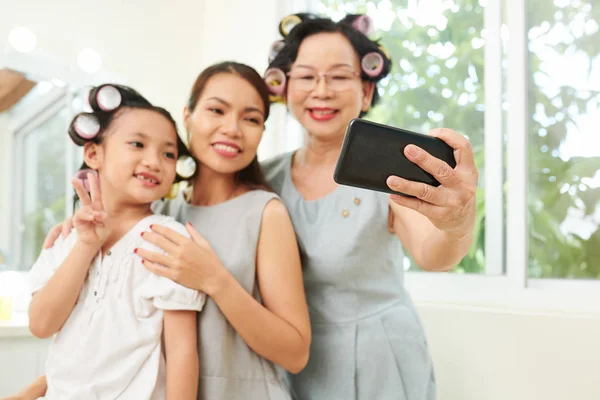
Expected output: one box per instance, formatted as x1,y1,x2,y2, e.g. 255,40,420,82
406,271,600,317
0,312,32,338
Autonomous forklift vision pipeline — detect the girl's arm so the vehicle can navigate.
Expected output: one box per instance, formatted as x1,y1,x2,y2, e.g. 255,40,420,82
163,310,199,400
29,174,107,338
28,240,99,338
5,375,47,400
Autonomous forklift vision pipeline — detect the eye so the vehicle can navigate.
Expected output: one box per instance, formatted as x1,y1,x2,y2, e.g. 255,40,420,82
129,141,143,148
245,117,262,126
209,108,224,115
332,75,351,80
164,152,176,160
300,75,316,80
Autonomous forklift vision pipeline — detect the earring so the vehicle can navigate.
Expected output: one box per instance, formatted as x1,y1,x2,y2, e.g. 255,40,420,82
176,155,197,179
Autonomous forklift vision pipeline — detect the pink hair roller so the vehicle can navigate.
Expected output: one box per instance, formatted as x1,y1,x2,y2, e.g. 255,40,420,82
96,85,122,111
73,169,96,192
73,114,101,139
352,15,374,36
264,68,287,96
361,52,384,77
269,40,286,63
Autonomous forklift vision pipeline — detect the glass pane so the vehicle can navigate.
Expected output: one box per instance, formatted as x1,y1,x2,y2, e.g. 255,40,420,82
318,0,487,273
18,107,70,270
527,0,600,278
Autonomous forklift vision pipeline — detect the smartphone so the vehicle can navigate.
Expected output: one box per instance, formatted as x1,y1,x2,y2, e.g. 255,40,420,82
333,118,456,196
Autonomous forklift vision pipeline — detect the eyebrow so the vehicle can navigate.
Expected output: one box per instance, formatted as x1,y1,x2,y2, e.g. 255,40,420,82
130,132,176,147
205,96,265,116
294,63,354,70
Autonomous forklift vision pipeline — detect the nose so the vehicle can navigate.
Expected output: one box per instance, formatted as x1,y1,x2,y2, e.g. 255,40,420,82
142,149,161,171
221,114,242,138
312,74,332,98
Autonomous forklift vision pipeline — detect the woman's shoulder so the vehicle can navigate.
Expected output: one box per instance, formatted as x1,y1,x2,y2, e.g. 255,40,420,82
260,151,294,193
240,188,282,208
151,191,187,217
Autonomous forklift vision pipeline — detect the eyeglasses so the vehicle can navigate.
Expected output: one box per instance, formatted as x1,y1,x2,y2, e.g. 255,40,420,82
286,68,361,93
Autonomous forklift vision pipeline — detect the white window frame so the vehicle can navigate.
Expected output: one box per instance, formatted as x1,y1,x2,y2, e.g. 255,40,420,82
303,0,600,315
9,87,69,270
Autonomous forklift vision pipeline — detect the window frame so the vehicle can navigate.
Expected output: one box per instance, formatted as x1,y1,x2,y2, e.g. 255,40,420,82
9,87,69,270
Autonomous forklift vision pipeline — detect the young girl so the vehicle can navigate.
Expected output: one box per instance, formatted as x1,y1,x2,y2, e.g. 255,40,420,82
27,84,205,399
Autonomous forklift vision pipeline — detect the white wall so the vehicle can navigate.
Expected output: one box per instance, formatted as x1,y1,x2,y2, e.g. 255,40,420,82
0,0,208,125
417,304,600,400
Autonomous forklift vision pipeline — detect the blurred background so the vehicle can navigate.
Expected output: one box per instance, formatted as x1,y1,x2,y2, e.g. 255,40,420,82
0,0,598,399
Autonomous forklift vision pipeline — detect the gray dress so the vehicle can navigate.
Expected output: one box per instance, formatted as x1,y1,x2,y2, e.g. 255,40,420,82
262,152,436,400
153,190,292,400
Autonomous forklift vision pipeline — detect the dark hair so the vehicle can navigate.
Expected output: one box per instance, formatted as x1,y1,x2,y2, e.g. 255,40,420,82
187,61,272,191
69,84,190,205
268,13,392,115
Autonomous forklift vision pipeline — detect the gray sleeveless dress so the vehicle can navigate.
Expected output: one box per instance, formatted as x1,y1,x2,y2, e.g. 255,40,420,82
262,152,436,400
153,190,292,400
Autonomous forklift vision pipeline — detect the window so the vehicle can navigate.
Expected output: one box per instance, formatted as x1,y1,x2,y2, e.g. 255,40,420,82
526,0,600,279
10,88,71,270
318,0,489,274
316,0,600,292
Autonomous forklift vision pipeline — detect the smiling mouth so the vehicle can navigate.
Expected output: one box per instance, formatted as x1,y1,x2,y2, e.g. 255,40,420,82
212,143,242,154
135,174,160,185
309,108,338,115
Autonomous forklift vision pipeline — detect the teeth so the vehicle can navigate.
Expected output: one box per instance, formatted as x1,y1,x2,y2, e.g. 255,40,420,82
312,109,335,115
136,175,158,184
214,143,239,153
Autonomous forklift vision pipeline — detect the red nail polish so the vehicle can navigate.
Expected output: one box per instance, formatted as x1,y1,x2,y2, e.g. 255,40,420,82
140,232,144,237
141,260,145,264
134,248,138,253
150,224,154,230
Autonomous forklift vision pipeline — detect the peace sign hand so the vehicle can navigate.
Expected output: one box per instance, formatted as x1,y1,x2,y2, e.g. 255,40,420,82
72,171,109,246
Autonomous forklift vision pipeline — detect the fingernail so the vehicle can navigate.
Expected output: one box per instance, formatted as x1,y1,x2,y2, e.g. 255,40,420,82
388,176,401,187
134,248,138,253
187,222,193,227
406,145,419,157
149,225,154,230
140,232,144,237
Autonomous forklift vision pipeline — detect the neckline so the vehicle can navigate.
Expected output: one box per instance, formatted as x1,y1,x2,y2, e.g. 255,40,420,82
284,150,342,204
180,189,262,210
102,214,155,257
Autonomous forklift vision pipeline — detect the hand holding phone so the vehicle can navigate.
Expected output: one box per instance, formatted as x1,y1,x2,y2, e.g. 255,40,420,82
334,118,479,236
334,118,457,197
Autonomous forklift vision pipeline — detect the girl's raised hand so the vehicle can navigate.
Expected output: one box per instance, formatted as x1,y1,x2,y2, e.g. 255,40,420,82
72,171,109,247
